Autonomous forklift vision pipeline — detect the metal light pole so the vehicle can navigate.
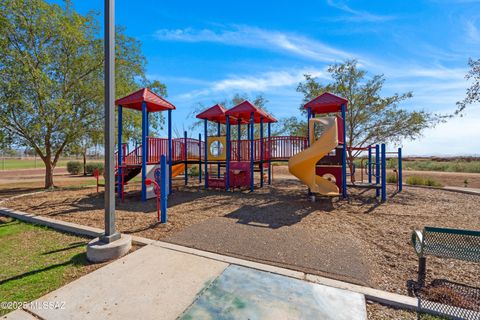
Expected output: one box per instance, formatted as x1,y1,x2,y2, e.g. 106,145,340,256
101,0,120,243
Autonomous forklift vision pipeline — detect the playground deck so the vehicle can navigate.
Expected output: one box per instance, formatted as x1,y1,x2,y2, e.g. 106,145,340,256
2,170,480,296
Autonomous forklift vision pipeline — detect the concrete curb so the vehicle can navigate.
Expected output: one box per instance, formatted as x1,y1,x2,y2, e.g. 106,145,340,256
403,184,480,196
0,191,47,205
0,206,419,312
0,207,153,246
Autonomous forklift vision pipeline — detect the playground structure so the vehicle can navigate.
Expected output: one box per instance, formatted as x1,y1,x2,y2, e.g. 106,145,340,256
114,89,403,221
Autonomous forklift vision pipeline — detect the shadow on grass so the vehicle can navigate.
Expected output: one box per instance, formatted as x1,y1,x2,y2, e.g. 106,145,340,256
0,252,87,286
0,219,18,227
42,241,86,255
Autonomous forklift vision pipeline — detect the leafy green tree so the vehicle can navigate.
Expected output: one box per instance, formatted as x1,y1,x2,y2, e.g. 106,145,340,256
457,58,480,114
297,60,438,172
0,0,166,188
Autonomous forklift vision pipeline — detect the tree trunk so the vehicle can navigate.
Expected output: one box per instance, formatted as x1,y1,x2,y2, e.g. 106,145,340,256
44,159,54,189
83,151,87,176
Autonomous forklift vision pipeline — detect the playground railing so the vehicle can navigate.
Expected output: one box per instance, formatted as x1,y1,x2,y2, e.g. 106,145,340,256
117,135,309,166
230,136,307,162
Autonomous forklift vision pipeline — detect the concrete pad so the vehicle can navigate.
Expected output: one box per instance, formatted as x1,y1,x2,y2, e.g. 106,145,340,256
26,245,228,320
153,241,306,280
1,310,38,320
180,265,367,320
306,274,418,310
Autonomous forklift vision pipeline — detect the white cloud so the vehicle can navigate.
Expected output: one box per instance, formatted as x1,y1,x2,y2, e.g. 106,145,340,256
175,68,326,101
465,20,480,43
155,25,354,63
326,0,396,22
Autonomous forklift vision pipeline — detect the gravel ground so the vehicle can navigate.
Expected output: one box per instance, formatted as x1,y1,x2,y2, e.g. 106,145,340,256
366,303,416,320
3,171,480,297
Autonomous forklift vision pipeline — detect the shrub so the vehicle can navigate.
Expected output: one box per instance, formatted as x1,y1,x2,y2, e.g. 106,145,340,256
386,173,397,183
85,162,104,176
66,161,83,175
406,175,443,187
189,165,200,177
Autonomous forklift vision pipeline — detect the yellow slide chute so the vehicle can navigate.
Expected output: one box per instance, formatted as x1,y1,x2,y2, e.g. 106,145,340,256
288,117,339,196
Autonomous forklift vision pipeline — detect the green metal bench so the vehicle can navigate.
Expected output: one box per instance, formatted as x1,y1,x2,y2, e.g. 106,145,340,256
411,226,480,287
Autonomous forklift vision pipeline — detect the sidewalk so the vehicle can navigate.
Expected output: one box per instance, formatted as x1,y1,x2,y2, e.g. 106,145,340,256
2,243,367,320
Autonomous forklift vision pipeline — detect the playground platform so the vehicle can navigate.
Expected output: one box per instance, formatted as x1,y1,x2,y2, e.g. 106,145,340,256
2,243,367,320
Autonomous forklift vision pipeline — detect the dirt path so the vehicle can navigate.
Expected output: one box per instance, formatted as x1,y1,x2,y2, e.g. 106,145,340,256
0,168,95,200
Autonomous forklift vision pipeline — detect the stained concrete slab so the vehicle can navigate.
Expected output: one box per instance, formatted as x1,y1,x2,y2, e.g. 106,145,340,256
180,265,367,320
26,245,228,320
1,310,38,320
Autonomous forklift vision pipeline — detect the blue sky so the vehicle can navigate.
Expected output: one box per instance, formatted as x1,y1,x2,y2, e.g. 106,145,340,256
60,0,479,155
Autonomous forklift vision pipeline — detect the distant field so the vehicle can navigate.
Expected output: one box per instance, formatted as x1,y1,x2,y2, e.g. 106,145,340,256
401,160,480,173
0,159,101,171
0,159,70,170
353,158,480,174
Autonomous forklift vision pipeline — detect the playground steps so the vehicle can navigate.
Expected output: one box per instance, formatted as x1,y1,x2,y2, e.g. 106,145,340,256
115,165,141,187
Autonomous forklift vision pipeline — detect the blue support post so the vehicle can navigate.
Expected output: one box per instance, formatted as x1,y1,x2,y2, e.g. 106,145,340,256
117,105,123,197
204,119,208,189
168,109,172,195
341,104,347,199
398,147,403,192
381,144,387,202
198,133,202,183
250,112,254,192
368,145,372,184
226,116,231,191
268,122,272,185
160,154,167,223
260,118,264,188
184,131,188,186
375,144,380,197
141,102,147,201
237,119,241,161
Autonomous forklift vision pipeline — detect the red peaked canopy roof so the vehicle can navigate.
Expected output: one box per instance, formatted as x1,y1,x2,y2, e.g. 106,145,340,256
115,88,176,112
304,92,348,114
195,104,235,124
225,100,277,124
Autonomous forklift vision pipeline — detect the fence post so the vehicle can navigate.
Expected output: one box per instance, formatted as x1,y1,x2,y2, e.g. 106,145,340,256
375,144,380,197
381,144,387,202
398,147,403,192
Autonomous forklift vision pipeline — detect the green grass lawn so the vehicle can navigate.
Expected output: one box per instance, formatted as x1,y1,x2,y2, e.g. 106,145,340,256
0,216,100,316
0,159,71,170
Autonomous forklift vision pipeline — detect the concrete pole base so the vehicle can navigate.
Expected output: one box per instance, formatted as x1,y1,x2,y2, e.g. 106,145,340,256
86,234,132,263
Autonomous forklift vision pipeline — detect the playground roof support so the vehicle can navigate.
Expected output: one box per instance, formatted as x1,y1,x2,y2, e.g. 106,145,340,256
115,88,177,201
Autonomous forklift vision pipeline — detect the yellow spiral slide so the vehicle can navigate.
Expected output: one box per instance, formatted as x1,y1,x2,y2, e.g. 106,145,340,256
288,117,339,196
